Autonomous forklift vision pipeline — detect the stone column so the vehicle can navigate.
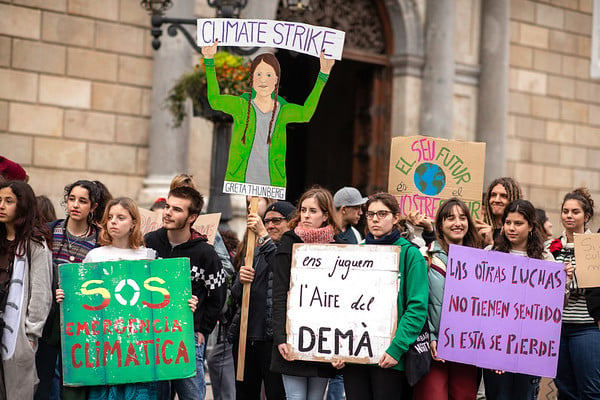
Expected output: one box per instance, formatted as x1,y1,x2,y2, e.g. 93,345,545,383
419,0,455,139
476,0,509,185
139,0,193,206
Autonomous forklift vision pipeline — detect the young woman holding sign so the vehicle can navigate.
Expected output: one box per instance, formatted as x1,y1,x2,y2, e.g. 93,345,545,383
483,199,557,400
271,187,340,400
56,197,198,400
336,192,428,400
0,180,53,399
413,198,482,400
550,188,600,399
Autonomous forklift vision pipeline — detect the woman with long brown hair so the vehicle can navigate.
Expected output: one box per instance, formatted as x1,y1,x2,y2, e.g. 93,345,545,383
271,187,340,400
413,198,482,400
0,180,52,399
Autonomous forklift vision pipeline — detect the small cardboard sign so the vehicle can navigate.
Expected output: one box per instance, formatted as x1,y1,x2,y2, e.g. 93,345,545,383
574,233,600,288
388,135,486,220
438,245,565,378
139,208,220,245
197,18,346,60
59,258,196,386
286,243,400,364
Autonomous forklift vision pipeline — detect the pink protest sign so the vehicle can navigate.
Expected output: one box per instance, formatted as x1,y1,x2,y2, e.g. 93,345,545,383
437,245,565,378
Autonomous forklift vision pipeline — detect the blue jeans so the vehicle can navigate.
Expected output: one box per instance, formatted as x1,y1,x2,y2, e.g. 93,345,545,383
169,335,206,400
282,374,328,400
483,370,539,400
555,323,600,400
326,374,345,400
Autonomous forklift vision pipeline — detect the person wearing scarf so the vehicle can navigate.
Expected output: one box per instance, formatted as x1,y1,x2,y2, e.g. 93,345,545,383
271,187,340,400
336,192,428,400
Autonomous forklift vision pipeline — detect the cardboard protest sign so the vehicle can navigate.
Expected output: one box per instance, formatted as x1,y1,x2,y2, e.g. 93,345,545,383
574,233,600,288
388,135,486,219
59,258,195,386
197,18,345,60
438,245,565,377
139,208,220,245
286,244,400,364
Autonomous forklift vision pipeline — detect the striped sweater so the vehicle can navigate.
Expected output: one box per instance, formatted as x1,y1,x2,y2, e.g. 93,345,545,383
551,233,594,324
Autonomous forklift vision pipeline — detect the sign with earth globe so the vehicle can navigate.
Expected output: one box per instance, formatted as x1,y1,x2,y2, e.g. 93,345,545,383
414,162,446,196
388,135,486,219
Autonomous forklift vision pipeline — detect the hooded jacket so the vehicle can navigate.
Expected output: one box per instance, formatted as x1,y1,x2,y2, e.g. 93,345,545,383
144,228,226,337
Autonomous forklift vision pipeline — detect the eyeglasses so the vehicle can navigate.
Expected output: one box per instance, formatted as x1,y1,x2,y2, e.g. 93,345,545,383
365,210,393,220
264,217,286,225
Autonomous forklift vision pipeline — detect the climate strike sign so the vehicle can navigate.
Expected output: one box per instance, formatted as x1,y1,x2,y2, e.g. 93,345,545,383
287,244,399,364
388,135,486,219
438,245,565,377
197,18,346,60
59,258,195,386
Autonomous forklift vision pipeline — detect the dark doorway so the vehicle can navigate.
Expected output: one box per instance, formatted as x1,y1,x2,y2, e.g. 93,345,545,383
277,50,390,205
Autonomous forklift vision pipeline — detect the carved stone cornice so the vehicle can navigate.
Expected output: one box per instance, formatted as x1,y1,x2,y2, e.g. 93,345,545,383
277,0,386,54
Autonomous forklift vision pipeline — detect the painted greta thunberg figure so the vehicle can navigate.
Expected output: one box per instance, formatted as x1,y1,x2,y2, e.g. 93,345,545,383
202,41,335,188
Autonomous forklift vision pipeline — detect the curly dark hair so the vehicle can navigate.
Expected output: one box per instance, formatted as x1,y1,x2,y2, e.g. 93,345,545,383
63,180,112,226
483,177,522,230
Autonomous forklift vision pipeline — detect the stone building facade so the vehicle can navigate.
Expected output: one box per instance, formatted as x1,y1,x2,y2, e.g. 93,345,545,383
0,0,598,233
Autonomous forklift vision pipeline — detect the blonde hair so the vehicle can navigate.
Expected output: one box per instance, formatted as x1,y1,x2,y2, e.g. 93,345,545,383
98,197,144,249
170,174,197,191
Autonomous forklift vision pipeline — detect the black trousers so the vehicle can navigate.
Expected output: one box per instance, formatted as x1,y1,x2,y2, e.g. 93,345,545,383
343,363,411,400
233,339,286,400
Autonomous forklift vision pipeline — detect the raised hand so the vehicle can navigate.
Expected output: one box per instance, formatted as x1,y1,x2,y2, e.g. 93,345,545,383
319,49,335,75
202,40,218,59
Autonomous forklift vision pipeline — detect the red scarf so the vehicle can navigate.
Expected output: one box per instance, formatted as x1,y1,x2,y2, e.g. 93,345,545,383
294,225,335,244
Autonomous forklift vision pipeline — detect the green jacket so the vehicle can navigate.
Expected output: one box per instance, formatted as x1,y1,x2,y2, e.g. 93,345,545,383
204,58,329,187
386,237,429,371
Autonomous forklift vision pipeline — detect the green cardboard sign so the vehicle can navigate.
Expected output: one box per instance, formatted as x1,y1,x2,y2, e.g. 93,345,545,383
59,258,196,386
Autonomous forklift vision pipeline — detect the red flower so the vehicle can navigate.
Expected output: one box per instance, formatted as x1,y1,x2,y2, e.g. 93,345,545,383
549,238,563,255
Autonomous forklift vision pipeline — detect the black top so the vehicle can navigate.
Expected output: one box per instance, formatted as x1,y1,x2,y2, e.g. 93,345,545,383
144,228,226,336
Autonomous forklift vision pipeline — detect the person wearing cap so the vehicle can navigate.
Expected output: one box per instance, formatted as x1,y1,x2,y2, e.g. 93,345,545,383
333,187,368,244
228,201,296,400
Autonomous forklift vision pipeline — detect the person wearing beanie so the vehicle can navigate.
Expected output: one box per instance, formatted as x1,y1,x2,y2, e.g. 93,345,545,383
228,201,295,399
0,156,28,182
333,186,367,244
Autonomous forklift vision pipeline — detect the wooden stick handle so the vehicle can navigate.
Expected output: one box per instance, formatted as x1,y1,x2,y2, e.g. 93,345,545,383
236,196,258,381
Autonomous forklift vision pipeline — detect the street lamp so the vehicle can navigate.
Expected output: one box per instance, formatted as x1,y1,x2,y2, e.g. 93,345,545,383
140,0,255,54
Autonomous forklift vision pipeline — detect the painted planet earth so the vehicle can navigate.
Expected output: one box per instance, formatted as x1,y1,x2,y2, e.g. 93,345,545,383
413,162,446,196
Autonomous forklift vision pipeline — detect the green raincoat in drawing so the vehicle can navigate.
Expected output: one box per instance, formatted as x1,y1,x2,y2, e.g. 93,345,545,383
204,57,329,187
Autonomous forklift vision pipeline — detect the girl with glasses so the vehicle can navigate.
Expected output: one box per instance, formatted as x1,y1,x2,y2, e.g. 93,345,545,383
336,192,428,400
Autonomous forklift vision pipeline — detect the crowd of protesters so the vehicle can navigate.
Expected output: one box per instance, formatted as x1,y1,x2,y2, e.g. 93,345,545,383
1,152,599,400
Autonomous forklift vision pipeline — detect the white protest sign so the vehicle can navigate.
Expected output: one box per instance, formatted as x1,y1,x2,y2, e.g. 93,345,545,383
197,18,345,60
287,244,400,364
